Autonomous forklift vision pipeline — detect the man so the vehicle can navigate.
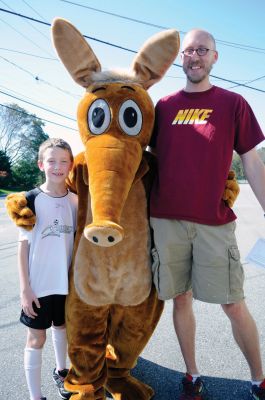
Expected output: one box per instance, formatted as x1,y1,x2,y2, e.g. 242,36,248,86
149,29,265,399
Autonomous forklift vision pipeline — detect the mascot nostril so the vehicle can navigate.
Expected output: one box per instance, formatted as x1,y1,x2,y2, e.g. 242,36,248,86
84,223,124,247
90,235,115,245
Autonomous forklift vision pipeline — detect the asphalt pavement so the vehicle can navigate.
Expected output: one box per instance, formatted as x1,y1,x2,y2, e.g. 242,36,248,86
0,184,264,400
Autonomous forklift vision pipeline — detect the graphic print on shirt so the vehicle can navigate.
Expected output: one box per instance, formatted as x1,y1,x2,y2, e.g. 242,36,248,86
172,108,213,125
41,218,74,238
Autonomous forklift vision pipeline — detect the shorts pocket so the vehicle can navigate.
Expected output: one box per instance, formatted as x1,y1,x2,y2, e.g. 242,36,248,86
228,246,244,293
151,247,160,293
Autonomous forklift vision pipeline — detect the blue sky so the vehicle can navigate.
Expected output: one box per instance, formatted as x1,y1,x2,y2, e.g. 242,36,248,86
0,0,264,154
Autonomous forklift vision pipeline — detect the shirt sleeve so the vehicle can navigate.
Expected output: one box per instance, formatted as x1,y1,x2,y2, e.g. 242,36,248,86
234,96,264,155
18,227,32,243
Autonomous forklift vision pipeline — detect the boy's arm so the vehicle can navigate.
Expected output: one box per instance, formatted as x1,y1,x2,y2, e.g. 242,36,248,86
241,148,265,211
18,238,40,318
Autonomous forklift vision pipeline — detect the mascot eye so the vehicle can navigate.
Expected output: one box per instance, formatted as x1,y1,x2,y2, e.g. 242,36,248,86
118,100,142,136
88,99,111,135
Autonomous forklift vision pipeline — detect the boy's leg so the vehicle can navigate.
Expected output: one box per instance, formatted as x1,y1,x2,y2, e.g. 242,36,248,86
51,295,72,399
51,325,67,371
51,295,68,372
25,328,46,400
222,300,264,381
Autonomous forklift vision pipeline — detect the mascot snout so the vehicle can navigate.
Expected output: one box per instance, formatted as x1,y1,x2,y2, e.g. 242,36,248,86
84,134,142,246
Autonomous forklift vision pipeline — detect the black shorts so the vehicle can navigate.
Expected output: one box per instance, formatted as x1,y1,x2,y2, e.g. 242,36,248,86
20,294,66,330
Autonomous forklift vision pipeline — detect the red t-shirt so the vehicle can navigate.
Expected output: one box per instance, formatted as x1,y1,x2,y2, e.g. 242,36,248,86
150,86,264,225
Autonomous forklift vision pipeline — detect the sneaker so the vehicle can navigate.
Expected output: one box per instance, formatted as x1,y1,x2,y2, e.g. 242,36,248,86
52,368,71,400
179,373,207,399
251,379,265,399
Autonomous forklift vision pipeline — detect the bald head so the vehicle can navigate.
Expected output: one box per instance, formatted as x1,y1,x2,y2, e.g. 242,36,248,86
181,29,218,90
182,29,216,52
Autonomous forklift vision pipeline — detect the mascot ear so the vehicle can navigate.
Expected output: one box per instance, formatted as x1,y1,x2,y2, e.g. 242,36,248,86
131,29,180,89
52,18,101,87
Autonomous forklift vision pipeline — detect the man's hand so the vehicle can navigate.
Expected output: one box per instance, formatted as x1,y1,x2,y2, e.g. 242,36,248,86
223,170,240,208
5,192,36,231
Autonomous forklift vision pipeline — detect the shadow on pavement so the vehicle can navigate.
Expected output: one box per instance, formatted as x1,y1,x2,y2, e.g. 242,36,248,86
131,357,251,400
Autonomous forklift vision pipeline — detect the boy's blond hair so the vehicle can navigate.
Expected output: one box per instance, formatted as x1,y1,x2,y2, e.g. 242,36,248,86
38,138,74,162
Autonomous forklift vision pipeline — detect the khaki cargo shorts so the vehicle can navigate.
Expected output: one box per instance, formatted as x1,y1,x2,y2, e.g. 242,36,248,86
150,218,244,304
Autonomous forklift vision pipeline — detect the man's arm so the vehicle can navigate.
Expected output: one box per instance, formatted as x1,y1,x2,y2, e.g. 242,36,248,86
18,239,40,318
240,148,265,212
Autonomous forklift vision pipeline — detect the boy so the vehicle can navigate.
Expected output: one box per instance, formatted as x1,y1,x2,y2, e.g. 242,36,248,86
17,138,78,400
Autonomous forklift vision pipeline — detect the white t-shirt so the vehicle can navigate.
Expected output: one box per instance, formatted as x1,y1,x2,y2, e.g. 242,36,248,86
18,188,78,298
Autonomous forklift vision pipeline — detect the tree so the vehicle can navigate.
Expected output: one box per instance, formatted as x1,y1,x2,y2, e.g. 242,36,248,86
11,159,44,190
0,103,49,188
257,147,265,163
231,152,245,180
231,147,265,181
0,150,11,188
0,103,48,165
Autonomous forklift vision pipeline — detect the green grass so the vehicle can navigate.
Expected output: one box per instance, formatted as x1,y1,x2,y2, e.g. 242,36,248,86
0,188,20,196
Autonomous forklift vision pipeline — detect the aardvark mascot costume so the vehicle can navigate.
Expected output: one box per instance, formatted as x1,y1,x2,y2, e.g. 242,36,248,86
7,18,180,400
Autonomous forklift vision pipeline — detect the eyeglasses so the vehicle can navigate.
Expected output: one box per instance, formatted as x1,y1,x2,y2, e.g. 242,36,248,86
181,47,215,57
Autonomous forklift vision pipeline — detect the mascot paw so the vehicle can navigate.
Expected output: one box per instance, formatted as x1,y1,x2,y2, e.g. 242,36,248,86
5,192,36,230
106,376,154,400
222,170,240,208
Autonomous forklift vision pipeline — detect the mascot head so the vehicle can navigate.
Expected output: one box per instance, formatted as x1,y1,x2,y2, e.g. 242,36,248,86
52,18,179,246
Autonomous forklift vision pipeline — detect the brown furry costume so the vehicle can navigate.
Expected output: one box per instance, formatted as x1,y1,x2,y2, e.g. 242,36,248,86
7,19,180,400
53,20,181,399
5,19,240,400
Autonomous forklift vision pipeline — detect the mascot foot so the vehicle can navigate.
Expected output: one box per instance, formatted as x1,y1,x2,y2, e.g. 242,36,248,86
69,395,105,400
106,375,154,400
69,395,104,400
64,380,106,400
65,391,105,400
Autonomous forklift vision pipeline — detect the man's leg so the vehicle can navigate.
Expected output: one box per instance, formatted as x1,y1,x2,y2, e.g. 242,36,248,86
173,294,206,400
173,290,199,375
151,217,196,374
151,218,206,398
222,300,264,381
